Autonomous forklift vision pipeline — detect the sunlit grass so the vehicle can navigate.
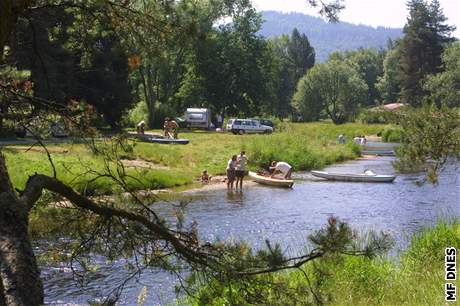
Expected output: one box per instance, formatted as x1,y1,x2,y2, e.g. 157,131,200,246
4,122,385,194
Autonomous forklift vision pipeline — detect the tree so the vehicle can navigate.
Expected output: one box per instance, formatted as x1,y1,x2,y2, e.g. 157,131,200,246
398,0,455,106
268,29,315,119
424,42,460,108
376,47,402,103
292,60,368,124
393,103,460,184
288,28,316,86
345,48,384,106
184,6,276,117
10,4,134,129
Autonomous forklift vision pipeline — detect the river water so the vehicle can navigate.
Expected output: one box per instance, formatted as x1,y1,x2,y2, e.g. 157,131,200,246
43,157,459,305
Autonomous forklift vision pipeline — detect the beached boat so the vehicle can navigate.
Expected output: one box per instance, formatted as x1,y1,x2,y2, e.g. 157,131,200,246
311,170,396,183
248,171,294,188
127,132,189,145
361,150,395,156
148,138,189,145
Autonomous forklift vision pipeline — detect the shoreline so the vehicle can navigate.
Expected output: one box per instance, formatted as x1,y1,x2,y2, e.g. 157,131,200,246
176,153,385,194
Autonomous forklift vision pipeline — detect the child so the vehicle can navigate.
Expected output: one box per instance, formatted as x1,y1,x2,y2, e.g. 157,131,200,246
201,170,210,184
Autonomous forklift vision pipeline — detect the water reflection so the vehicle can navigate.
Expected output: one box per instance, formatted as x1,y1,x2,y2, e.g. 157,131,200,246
226,190,245,204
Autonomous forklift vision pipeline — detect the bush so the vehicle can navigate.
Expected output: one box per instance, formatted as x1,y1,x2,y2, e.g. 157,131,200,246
189,219,460,306
125,100,148,128
358,107,395,124
381,125,403,142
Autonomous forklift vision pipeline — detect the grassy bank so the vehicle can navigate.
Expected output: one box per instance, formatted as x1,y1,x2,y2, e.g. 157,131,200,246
4,122,385,194
191,219,460,305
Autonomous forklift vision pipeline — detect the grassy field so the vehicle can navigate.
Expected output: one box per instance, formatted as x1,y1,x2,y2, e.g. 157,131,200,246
190,219,460,305
3,122,385,195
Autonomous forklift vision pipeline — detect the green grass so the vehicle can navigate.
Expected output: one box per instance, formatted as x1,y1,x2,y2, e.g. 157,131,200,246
190,219,460,305
4,122,385,194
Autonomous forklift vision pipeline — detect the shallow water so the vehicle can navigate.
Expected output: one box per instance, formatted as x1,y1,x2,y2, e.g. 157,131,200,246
43,157,459,305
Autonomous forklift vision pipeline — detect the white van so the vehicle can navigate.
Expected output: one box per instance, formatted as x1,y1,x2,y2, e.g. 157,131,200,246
226,119,273,135
185,108,212,129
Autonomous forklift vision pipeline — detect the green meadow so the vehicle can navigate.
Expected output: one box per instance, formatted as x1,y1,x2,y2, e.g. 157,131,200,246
4,122,385,195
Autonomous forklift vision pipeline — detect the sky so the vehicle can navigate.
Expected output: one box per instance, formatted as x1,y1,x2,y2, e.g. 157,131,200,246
252,0,460,38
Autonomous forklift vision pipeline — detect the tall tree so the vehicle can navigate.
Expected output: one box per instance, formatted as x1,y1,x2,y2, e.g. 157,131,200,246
12,4,133,129
270,29,315,118
185,6,276,117
377,46,402,103
292,60,368,124
424,42,460,107
398,0,455,106
287,28,316,86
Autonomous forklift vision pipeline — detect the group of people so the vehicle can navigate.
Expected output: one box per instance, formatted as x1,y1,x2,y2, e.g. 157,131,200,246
226,151,248,190
136,117,179,139
353,135,367,145
337,134,368,145
224,152,292,190
163,117,179,139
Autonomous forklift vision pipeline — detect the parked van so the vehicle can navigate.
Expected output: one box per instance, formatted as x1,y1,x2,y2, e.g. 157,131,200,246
226,119,273,135
185,108,212,129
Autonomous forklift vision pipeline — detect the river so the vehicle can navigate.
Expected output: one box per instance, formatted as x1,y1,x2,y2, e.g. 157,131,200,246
43,157,459,305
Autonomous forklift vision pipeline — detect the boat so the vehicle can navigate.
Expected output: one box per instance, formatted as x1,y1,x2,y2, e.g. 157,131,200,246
311,170,396,183
148,137,189,145
248,171,294,188
127,132,189,145
361,150,395,156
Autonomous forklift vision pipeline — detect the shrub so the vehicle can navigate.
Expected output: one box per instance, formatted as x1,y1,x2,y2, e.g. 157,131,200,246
381,125,403,142
358,107,395,124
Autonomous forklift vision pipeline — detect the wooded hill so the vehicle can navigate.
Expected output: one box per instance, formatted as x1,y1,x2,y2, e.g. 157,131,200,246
260,11,403,61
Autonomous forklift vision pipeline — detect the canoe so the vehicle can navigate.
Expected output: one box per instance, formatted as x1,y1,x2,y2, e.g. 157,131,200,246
361,150,395,156
127,132,189,145
148,138,189,145
248,171,294,188
311,170,396,183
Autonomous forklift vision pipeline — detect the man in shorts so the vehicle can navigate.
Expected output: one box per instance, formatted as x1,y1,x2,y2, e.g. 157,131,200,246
235,151,247,190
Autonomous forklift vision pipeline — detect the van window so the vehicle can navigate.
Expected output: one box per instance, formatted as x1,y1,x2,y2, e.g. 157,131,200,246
189,113,204,120
234,120,242,125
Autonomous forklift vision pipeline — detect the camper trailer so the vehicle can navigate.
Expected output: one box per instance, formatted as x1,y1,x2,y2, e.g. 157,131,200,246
185,108,212,129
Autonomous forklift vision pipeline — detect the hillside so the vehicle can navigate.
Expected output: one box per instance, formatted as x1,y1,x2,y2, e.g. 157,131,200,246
260,11,403,61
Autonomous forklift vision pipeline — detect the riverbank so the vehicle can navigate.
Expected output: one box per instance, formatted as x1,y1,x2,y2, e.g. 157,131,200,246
190,219,460,305
3,122,386,195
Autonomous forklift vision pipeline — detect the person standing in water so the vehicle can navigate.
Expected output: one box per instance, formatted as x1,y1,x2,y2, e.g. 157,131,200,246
235,151,247,190
226,155,237,190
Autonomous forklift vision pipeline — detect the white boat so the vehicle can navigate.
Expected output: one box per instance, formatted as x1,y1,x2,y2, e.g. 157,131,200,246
311,170,396,183
248,171,294,188
127,132,189,145
361,150,395,156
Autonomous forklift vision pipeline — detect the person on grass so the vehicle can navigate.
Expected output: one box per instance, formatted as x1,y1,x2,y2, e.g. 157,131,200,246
163,117,179,139
137,120,146,134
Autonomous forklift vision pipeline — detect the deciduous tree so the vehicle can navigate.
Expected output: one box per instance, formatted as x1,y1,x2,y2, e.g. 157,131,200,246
292,60,367,123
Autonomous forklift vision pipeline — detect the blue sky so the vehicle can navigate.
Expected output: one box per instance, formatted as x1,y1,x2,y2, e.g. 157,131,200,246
252,0,460,38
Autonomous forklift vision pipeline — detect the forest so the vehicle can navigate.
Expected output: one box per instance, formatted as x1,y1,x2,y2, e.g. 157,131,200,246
1,0,459,131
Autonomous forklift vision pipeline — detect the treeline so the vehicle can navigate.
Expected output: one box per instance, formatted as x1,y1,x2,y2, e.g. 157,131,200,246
7,0,459,130
292,0,459,124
